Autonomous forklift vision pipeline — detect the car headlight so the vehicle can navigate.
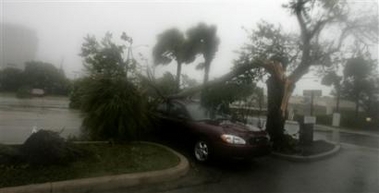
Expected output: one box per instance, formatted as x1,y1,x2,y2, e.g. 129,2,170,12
220,134,246,145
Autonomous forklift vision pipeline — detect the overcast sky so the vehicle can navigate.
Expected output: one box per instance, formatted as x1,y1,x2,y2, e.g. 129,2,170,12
1,0,378,96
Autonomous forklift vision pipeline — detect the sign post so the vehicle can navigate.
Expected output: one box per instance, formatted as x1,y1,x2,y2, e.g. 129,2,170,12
303,90,322,116
332,113,341,127
300,90,322,146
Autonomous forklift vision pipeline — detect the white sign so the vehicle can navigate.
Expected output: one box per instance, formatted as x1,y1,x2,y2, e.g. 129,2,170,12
332,113,341,127
304,116,316,124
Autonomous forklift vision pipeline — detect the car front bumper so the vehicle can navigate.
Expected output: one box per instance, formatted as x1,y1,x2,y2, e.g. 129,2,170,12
212,141,272,159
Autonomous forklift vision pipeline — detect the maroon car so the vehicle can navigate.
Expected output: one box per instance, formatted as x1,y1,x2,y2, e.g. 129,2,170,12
155,99,271,162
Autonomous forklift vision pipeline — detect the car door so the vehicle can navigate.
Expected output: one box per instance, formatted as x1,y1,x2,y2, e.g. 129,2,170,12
164,101,193,143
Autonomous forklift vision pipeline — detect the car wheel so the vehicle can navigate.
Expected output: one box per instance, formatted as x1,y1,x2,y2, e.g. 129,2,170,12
194,140,211,162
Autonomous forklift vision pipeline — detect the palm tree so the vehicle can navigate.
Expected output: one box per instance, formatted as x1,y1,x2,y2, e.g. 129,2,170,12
152,28,195,91
186,23,220,85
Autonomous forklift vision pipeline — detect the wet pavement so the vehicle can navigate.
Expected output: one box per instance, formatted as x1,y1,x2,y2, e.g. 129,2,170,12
114,142,378,193
1,96,378,193
120,120,379,193
0,96,82,144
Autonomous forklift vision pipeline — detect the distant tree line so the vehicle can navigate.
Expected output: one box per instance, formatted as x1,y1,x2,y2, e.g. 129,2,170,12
0,61,70,96
321,55,379,129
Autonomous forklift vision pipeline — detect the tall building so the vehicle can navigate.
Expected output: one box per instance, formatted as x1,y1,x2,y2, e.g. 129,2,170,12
0,23,38,69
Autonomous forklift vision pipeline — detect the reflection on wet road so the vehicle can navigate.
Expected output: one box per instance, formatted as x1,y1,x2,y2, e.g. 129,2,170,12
0,96,82,144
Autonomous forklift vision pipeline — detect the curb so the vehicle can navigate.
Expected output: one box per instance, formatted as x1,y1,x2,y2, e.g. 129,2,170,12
0,142,189,193
285,120,379,138
271,141,341,162
315,125,379,138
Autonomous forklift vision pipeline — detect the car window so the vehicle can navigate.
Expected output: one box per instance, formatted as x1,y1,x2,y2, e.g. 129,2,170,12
168,102,188,119
186,103,212,121
156,103,168,114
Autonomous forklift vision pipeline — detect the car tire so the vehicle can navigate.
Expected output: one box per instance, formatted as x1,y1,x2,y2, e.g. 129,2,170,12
194,139,211,162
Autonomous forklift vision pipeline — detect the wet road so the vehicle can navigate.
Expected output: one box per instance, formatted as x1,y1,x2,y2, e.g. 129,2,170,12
117,142,378,193
120,121,379,193
0,96,82,144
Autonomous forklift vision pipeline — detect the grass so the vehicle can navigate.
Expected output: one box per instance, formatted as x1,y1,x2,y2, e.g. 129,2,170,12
0,142,180,188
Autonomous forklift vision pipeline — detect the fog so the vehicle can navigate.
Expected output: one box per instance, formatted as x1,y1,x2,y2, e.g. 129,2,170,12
1,0,378,96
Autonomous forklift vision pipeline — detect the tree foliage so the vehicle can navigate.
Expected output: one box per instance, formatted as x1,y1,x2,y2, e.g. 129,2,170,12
321,71,342,112
23,61,70,95
153,28,196,91
69,77,92,109
341,56,378,115
155,72,177,96
186,23,220,85
233,0,378,149
0,67,24,92
200,63,256,108
0,61,70,95
80,33,127,78
80,76,150,141
75,32,152,141
181,74,199,89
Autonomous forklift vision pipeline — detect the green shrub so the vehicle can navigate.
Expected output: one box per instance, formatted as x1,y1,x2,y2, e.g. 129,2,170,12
20,130,82,165
315,110,375,130
80,76,151,141
16,86,32,98
69,77,92,109
0,144,21,165
339,111,366,129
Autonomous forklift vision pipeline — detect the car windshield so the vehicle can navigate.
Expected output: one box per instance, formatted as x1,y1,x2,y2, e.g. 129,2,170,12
186,103,227,121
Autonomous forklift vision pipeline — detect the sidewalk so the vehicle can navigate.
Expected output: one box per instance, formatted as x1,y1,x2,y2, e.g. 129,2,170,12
314,124,379,138
286,119,379,138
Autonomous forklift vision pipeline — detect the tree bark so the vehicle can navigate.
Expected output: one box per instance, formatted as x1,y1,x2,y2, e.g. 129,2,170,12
355,96,359,116
176,62,182,92
203,60,211,85
201,59,211,105
336,89,340,113
266,75,286,149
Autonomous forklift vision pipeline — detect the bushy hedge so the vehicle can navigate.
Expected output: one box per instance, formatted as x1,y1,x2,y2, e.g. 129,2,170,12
0,144,21,165
80,76,152,141
1,130,85,166
69,77,92,109
16,86,32,99
20,130,83,165
314,110,378,130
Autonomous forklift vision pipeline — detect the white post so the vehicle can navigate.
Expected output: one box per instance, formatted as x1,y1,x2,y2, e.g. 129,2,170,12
332,130,340,144
332,113,341,127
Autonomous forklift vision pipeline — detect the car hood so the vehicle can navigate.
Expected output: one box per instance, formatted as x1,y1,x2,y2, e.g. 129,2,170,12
201,119,265,134
221,120,263,132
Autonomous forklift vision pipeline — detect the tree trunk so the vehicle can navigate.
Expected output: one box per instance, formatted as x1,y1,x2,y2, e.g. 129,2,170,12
266,75,286,150
201,60,211,105
355,97,359,117
336,90,340,113
203,60,211,85
176,62,182,92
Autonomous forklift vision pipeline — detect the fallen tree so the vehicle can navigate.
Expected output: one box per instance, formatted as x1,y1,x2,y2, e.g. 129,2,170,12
167,0,378,150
